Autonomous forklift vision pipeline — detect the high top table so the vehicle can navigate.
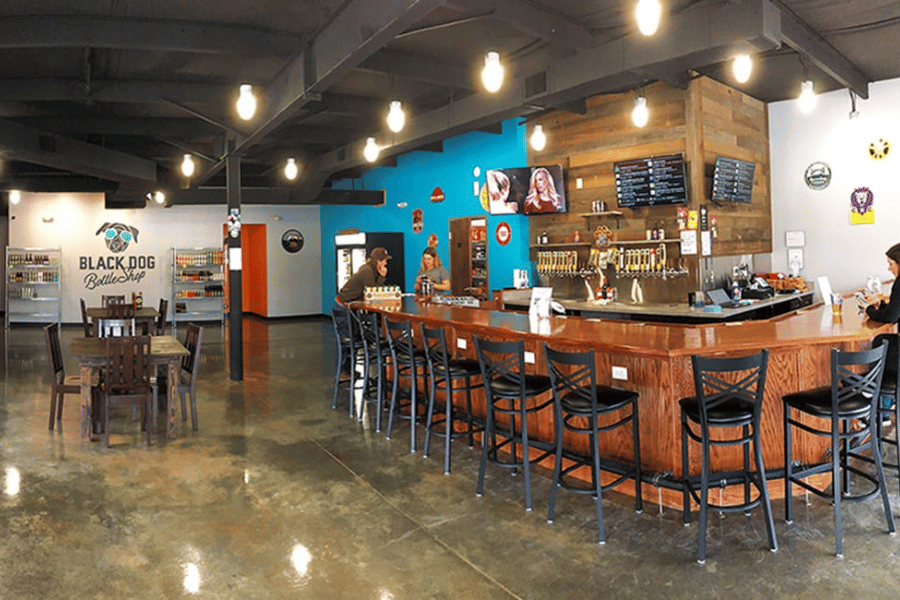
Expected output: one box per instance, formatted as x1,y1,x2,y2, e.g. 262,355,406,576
71,335,189,441
354,296,894,506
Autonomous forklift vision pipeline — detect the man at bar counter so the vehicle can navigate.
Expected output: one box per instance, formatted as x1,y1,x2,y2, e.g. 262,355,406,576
337,247,391,304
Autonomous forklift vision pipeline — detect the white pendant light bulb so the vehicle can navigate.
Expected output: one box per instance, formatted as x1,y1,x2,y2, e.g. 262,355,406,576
386,100,405,133
9,190,21,205
284,158,299,180
363,137,380,163
181,153,195,177
236,84,256,120
154,190,166,205
733,54,752,83
530,124,546,151
481,51,504,93
631,96,649,128
636,0,662,36
798,80,816,113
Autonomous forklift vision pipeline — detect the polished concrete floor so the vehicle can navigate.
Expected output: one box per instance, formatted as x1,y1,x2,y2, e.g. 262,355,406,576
1,317,900,599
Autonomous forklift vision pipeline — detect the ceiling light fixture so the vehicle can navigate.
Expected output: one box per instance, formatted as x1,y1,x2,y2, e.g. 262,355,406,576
848,90,860,120
236,84,256,120
284,158,299,180
481,51,504,93
530,124,546,151
636,0,662,36
363,137,380,163
9,190,21,205
733,54,752,83
387,100,405,133
798,80,816,113
631,96,649,128
181,153,195,177
154,191,166,205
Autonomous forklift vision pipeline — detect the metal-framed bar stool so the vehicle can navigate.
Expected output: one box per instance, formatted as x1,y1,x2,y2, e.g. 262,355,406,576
420,323,484,474
543,344,642,544
680,350,777,564
783,343,895,558
474,336,554,512
351,307,392,432
871,333,900,496
330,305,360,416
384,318,429,453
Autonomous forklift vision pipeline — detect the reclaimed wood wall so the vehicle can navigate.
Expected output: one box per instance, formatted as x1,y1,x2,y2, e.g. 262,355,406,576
528,76,771,302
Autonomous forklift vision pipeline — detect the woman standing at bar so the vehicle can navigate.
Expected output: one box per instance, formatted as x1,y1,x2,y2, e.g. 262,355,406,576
865,242,900,371
414,247,450,294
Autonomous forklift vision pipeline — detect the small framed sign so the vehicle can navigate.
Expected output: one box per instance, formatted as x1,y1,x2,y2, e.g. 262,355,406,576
785,230,805,248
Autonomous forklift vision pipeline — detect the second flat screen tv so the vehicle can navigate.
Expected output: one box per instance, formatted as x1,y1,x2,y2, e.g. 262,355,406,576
485,165,566,215
614,154,687,208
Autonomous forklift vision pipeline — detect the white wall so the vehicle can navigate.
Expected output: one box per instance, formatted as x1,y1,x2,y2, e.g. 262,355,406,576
769,78,900,296
8,193,321,322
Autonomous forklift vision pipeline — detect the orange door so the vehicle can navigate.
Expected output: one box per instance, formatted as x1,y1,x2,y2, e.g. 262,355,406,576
241,224,268,317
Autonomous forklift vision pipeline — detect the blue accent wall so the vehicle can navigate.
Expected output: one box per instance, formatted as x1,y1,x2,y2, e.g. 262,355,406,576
320,118,529,310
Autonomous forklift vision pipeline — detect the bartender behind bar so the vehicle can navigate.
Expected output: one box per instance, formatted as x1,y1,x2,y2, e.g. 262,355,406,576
414,247,450,295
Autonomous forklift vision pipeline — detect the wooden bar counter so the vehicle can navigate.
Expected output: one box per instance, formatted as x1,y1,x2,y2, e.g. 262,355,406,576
355,296,893,507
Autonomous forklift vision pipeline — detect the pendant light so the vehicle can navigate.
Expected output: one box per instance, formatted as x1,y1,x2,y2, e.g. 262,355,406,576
181,154,195,177
636,0,662,36
284,158,299,180
798,80,816,113
363,137,380,163
732,54,752,83
481,51,504,93
9,190,21,205
154,190,166,205
386,100,405,133
631,96,649,128
236,84,256,120
530,124,547,151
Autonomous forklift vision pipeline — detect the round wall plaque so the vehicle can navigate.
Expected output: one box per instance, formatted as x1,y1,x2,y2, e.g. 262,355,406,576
804,162,831,190
868,138,890,160
281,229,304,253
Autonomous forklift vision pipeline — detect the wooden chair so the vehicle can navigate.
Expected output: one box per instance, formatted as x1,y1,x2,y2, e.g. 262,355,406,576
152,323,203,432
79,298,94,337
100,335,154,447
44,322,95,430
155,298,169,336
97,317,136,338
102,294,126,308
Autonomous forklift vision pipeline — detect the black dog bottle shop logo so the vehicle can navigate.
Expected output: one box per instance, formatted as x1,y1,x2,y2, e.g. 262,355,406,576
79,222,157,289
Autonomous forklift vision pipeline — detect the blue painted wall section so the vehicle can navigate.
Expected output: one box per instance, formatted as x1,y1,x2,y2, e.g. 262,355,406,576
319,118,530,310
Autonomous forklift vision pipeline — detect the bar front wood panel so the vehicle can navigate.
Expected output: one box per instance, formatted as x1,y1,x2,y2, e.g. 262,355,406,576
362,299,892,505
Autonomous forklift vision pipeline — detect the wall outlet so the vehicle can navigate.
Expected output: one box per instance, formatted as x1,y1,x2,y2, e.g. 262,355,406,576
456,338,467,349
612,366,628,380
524,351,535,364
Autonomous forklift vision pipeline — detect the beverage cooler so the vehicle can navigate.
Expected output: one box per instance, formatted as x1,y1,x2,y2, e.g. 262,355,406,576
334,231,405,293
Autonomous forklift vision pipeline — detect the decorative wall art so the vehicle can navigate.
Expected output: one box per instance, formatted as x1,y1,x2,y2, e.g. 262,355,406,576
868,138,890,160
804,162,831,190
412,209,423,234
850,186,875,225
495,222,511,246
430,187,445,203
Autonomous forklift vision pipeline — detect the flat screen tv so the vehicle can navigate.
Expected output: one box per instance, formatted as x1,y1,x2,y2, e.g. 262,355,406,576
711,155,755,203
614,153,687,208
485,165,566,215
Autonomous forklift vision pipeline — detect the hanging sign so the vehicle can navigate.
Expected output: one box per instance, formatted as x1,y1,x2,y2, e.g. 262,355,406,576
850,187,875,225
495,222,511,246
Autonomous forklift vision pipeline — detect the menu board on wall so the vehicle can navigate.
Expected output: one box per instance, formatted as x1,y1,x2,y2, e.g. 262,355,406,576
711,156,755,203
614,154,688,207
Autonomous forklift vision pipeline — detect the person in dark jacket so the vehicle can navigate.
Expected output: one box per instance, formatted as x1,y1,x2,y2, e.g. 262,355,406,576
866,242,900,378
337,247,391,304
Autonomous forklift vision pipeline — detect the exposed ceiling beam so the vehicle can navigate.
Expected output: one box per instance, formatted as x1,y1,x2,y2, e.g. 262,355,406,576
7,117,220,137
161,97,248,137
0,79,232,104
308,0,784,188
359,48,474,90
0,118,157,183
0,175,119,193
459,0,597,50
0,15,301,58
165,186,385,206
770,0,870,98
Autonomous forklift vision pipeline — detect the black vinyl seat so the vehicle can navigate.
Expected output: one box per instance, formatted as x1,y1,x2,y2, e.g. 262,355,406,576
474,336,553,512
783,343,895,558
350,308,392,432
384,318,429,453
680,350,777,564
543,344,642,544
420,324,484,474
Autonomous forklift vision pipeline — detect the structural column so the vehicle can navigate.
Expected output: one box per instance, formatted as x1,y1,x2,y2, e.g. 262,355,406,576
226,154,243,381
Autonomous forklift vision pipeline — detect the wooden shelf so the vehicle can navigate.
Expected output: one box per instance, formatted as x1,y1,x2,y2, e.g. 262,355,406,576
578,211,623,218
614,238,681,246
530,242,592,249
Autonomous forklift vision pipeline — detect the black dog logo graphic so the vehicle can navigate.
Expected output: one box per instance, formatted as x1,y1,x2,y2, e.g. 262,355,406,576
96,222,140,253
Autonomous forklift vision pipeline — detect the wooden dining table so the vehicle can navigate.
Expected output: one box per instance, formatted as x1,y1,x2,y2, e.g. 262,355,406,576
71,335,189,442
86,306,159,336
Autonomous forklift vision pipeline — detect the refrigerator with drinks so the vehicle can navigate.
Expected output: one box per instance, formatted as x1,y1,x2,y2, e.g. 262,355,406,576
335,231,405,293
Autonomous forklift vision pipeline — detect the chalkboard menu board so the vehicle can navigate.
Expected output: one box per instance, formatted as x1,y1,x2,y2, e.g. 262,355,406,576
711,156,755,203
614,154,687,207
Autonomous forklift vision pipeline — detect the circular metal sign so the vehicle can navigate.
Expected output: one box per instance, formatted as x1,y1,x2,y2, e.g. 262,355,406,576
804,162,831,190
281,229,304,253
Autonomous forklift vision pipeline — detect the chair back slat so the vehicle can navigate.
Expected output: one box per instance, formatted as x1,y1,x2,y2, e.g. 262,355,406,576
181,323,203,380
385,319,416,361
832,344,886,406
80,298,93,338
420,324,451,374
98,317,136,338
690,350,769,424
474,336,527,395
156,298,168,336
544,346,595,403
103,335,152,395
43,322,65,382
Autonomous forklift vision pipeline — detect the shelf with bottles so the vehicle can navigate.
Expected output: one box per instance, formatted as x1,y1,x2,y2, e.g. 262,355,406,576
6,247,62,327
578,211,623,228
172,247,225,330
614,238,681,246
174,248,225,267
530,241,592,250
